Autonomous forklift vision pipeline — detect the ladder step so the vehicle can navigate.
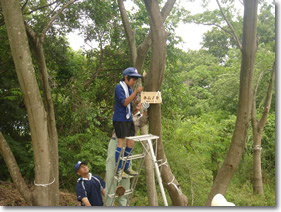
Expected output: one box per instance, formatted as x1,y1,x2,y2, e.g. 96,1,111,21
113,173,135,181
120,153,145,160
108,189,134,198
126,134,159,142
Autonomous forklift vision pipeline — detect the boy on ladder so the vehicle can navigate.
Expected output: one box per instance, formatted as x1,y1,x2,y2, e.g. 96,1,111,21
113,67,143,178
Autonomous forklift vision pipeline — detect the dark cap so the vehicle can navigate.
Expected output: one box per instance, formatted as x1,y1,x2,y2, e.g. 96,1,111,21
74,160,87,172
123,67,142,78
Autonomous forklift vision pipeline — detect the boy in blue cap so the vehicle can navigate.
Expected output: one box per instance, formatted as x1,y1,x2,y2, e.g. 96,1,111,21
113,67,143,178
75,161,106,206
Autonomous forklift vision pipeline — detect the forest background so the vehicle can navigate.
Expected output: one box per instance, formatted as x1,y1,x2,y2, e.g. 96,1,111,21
0,0,277,207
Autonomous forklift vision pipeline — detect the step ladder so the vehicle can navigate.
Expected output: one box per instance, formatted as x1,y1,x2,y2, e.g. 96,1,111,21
104,134,168,206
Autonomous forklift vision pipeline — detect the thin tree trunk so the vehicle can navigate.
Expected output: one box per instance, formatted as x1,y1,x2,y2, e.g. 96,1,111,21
252,131,264,195
205,0,258,206
32,38,59,206
0,132,32,205
252,63,275,195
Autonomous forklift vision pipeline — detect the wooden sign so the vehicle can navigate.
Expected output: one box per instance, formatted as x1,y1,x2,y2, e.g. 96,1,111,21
140,92,162,104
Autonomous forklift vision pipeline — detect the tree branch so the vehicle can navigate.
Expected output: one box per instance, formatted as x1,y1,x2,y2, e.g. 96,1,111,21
41,0,78,41
117,0,137,65
259,62,275,128
201,22,232,34
21,0,29,11
251,69,265,130
83,41,104,88
24,21,36,41
135,0,176,71
0,132,32,205
24,0,60,15
216,0,242,51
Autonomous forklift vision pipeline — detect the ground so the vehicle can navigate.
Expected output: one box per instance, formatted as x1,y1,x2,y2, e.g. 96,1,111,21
0,181,80,206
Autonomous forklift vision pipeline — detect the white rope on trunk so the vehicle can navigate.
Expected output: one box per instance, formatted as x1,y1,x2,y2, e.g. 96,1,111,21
34,178,55,187
167,175,182,195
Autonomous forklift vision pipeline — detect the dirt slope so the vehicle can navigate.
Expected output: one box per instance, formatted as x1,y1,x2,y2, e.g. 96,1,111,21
0,181,80,206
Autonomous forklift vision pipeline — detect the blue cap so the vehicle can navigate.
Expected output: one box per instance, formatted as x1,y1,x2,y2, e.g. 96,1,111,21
123,67,142,78
75,160,87,172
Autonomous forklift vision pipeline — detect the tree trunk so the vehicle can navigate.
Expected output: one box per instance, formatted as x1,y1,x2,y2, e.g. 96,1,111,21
0,0,52,206
31,38,59,206
252,129,264,195
143,0,188,206
118,0,186,205
252,63,275,195
137,125,159,206
0,132,32,205
205,0,258,205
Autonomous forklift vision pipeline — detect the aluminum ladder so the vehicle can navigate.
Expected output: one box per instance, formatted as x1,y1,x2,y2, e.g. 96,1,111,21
104,134,168,206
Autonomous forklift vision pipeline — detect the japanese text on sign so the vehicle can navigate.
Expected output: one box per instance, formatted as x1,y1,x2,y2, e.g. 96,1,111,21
140,92,162,104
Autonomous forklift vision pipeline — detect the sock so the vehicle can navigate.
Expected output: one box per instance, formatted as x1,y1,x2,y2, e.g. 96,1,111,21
115,147,122,171
124,147,132,170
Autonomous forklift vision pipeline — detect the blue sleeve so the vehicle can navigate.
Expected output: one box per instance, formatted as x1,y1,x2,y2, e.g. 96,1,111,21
129,87,133,95
76,181,87,201
115,84,126,105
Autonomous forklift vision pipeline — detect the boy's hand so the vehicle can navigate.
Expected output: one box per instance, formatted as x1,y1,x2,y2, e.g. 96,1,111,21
136,102,142,110
136,86,144,93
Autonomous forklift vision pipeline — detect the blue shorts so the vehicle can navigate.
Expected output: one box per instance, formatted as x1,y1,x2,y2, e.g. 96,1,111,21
113,121,135,138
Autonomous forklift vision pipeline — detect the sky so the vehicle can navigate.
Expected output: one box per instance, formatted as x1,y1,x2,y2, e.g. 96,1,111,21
174,0,243,50
67,0,244,51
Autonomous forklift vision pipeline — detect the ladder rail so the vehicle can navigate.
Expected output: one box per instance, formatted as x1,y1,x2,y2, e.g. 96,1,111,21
105,138,139,205
105,140,131,205
104,145,125,205
126,134,159,142
126,155,146,206
123,136,147,206
104,135,168,206
147,139,168,206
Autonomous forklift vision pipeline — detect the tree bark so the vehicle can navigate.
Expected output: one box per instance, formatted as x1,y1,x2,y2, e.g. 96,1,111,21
0,0,76,206
117,0,137,65
205,0,258,206
143,0,188,206
32,38,59,206
252,62,275,195
0,0,51,206
0,132,32,205
23,0,77,205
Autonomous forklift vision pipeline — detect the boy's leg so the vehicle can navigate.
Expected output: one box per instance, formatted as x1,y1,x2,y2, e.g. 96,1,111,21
115,138,125,171
116,139,133,169
124,139,137,176
124,139,133,170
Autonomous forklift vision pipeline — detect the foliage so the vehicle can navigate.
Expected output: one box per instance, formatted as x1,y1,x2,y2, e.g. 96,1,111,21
163,49,221,118
58,128,108,190
161,111,236,205
0,135,34,182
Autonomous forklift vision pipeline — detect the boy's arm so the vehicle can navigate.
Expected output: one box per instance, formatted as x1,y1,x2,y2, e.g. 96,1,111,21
81,197,91,206
101,188,106,197
123,87,143,107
